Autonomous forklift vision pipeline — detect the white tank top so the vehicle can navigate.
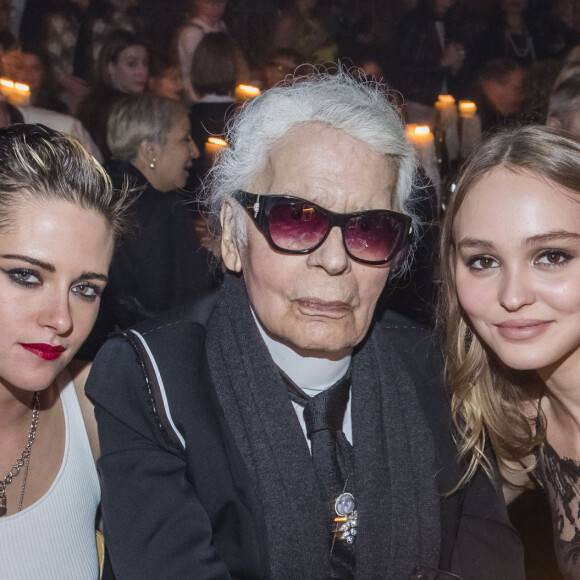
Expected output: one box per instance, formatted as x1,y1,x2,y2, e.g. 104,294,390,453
0,371,100,579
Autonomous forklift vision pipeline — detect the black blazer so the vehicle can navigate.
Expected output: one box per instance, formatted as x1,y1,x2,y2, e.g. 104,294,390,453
78,161,218,360
86,298,524,580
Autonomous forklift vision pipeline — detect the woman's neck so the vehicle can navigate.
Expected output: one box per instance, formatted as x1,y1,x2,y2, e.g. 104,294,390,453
0,383,38,429
130,159,165,192
540,363,580,458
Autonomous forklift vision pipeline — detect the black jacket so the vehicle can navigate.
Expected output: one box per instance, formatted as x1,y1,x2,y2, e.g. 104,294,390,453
87,291,525,580
79,161,217,359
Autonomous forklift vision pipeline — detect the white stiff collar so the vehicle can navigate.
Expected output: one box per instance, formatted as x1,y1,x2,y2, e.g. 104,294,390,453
252,308,351,395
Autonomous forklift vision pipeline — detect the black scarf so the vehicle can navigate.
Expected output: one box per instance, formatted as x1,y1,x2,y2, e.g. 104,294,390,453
205,275,440,579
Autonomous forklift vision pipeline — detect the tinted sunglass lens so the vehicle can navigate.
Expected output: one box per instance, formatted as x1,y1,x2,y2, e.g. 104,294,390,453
268,201,329,251
344,213,403,263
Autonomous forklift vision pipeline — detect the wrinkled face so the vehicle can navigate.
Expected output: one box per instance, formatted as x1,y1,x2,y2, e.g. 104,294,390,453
0,200,113,393
153,115,199,191
21,53,43,91
195,0,226,26
108,45,148,94
221,123,397,358
453,167,580,379
148,66,184,100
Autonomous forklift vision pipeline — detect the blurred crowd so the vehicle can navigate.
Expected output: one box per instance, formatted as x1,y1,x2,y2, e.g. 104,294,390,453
4,0,580,346
2,0,580,164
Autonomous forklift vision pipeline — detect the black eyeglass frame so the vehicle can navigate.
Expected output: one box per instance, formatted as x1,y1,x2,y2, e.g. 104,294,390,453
236,190,412,266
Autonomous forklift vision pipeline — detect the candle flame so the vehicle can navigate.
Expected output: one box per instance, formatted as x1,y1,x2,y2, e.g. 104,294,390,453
0,78,30,92
459,100,476,112
237,84,260,95
414,125,431,135
235,84,261,101
438,94,455,104
207,137,227,147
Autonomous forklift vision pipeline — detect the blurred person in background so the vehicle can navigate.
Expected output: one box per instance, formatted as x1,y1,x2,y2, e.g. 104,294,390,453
189,32,238,175
20,44,67,113
79,93,216,359
261,47,303,90
74,0,140,84
177,0,228,102
78,29,148,159
270,0,338,65
547,74,580,137
41,0,91,115
0,30,23,81
393,0,467,107
148,50,184,101
476,57,526,132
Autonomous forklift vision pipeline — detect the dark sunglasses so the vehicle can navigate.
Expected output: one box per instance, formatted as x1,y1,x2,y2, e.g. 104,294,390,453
237,191,412,265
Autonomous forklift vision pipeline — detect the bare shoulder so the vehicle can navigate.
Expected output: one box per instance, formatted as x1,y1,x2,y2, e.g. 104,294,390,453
67,359,100,461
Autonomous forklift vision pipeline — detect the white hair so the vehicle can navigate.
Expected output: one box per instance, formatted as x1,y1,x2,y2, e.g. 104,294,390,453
202,68,419,268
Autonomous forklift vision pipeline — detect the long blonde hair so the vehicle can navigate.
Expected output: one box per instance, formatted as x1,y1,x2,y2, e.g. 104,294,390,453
439,125,580,485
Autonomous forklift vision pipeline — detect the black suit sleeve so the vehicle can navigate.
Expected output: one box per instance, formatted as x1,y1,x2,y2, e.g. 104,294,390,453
86,337,232,580
380,316,525,580
451,465,526,580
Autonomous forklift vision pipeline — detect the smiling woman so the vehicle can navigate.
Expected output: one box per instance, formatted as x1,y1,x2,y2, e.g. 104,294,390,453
439,124,580,580
0,124,132,579
77,93,216,356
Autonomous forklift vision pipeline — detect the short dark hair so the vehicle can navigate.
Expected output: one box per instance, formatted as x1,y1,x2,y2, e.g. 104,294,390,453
479,57,522,83
191,32,238,97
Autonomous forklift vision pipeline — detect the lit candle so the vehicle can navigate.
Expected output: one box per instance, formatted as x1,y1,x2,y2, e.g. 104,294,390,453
235,84,261,101
435,95,456,122
407,124,440,205
205,137,228,168
406,124,434,148
458,100,477,118
435,94,459,163
458,101,481,158
0,78,30,106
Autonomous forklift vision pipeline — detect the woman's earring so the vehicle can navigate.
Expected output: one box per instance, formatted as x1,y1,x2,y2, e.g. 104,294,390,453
150,158,156,169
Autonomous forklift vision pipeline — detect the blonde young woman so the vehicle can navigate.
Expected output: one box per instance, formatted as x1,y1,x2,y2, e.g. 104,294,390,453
440,124,580,579
0,124,130,579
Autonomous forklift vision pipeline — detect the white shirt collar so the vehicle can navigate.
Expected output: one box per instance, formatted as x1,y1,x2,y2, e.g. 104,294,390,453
252,308,351,395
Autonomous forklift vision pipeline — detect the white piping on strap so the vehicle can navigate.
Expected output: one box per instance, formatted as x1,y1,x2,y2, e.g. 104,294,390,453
129,329,186,450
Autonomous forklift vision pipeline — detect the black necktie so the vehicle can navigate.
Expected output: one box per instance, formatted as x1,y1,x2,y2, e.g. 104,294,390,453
280,369,355,579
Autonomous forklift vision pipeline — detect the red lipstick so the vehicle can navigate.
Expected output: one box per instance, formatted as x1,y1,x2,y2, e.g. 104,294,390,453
20,343,66,361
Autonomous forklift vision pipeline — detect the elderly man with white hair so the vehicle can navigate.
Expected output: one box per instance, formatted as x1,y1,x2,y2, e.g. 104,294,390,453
87,71,525,580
